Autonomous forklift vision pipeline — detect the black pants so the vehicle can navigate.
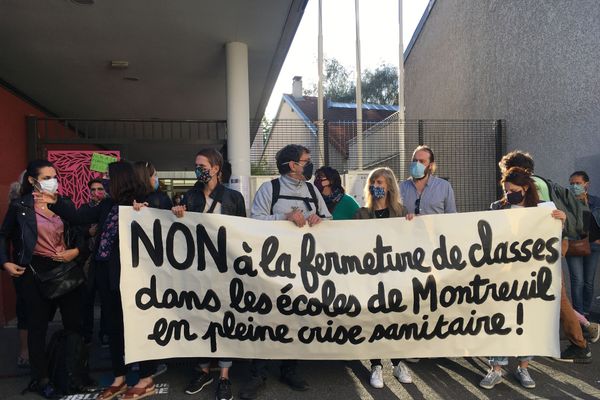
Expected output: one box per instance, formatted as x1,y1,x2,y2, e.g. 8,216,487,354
250,359,298,379
81,258,107,343
97,269,154,379
371,359,401,367
22,256,83,381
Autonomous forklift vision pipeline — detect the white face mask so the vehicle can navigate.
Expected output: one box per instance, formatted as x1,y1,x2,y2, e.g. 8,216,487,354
38,178,59,194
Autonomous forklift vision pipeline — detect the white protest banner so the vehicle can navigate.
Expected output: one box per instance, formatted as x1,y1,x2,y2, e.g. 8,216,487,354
119,206,562,364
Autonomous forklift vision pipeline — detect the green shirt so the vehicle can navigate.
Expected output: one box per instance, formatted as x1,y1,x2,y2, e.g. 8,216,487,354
532,176,551,202
331,194,360,220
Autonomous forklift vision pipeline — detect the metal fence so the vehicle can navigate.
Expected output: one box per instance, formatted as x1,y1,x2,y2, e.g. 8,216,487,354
251,117,506,212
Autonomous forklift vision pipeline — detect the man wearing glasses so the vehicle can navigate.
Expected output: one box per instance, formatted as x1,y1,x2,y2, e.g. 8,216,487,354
241,144,331,399
400,145,457,216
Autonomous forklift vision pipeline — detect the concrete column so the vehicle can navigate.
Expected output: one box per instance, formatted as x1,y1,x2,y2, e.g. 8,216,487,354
226,42,251,177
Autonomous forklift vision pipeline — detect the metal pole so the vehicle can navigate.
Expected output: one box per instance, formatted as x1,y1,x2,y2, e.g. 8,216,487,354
398,0,406,178
317,0,325,167
354,0,363,170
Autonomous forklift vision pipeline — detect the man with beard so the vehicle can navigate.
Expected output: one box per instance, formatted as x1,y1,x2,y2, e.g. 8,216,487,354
400,145,457,216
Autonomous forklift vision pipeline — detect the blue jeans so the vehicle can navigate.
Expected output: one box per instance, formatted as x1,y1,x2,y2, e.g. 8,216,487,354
566,242,600,314
488,356,533,366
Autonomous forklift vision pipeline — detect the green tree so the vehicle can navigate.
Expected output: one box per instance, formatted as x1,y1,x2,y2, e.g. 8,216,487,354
305,59,398,105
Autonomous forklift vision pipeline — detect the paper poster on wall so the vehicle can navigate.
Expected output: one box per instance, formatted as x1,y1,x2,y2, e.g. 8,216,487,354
48,151,120,207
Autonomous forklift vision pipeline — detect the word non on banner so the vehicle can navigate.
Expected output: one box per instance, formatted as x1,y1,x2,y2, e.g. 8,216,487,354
119,207,562,364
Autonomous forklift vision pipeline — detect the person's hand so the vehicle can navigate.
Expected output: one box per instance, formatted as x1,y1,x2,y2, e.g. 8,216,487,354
307,213,322,227
53,248,79,263
551,209,566,223
406,213,415,221
286,210,306,227
3,262,25,277
32,191,57,204
133,200,148,211
172,205,186,218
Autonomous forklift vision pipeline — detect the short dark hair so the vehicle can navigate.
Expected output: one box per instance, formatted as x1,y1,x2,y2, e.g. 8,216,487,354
499,150,535,174
315,166,344,193
276,144,310,175
88,178,103,189
21,159,55,196
570,170,589,182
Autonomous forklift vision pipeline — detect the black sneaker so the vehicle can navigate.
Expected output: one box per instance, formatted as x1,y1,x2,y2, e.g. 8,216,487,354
185,371,214,395
239,375,266,400
216,378,233,400
280,369,309,391
556,343,592,363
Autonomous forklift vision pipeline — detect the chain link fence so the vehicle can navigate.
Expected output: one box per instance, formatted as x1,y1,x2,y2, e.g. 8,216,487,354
251,117,506,212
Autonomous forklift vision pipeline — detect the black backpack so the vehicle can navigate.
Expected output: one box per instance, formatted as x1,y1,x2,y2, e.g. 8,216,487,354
46,330,91,395
270,178,324,217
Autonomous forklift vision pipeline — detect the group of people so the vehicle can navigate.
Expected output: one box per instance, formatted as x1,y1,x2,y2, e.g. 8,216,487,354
0,144,598,400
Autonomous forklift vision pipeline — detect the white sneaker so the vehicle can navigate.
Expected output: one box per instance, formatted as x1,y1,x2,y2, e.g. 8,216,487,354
393,361,413,384
370,365,384,388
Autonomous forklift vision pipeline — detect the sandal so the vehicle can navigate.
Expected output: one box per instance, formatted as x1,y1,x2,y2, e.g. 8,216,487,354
96,382,127,400
121,383,156,400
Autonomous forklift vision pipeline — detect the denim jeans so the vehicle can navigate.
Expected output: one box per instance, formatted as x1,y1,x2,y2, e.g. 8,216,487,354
566,242,600,314
488,356,533,366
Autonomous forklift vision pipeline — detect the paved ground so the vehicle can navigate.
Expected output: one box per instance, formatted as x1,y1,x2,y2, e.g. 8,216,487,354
1,261,599,400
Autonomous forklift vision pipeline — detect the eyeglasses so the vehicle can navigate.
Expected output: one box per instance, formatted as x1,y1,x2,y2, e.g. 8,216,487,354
415,197,421,215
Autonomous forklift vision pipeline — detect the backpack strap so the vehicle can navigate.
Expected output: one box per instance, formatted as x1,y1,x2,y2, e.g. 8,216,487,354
270,178,280,215
305,181,322,217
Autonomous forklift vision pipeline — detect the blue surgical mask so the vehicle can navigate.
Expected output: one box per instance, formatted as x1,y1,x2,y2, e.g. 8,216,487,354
153,178,160,191
369,185,386,199
569,184,585,196
410,162,426,179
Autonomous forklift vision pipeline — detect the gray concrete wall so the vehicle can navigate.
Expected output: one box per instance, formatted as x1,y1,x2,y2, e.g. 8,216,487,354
404,0,600,194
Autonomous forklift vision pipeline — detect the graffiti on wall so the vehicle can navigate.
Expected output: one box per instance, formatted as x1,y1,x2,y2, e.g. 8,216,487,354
48,151,120,208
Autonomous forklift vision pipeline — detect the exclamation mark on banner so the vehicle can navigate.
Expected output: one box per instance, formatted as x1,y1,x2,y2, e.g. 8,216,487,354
516,303,524,335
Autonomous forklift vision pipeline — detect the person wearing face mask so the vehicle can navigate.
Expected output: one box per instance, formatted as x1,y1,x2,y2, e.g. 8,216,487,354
497,151,592,363
353,167,414,389
133,161,173,210
171,149,244,400
400,145,457,216
241,145,330,400
481,167,566,390
79,178,109,347
314,166,359,220
0,160,87,398
565,171,600,322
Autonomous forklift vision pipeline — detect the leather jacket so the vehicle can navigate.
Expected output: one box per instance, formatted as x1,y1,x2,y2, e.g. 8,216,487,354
182,181,246,217
0,194,86,267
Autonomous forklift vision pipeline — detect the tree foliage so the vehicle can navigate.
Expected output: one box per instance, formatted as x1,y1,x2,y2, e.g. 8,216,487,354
305,58,398,105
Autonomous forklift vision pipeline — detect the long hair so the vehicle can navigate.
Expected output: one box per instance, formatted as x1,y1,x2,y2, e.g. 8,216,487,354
364,167,404,215
21,160,54,196
133,161,156,195
108,161,146,205
501,167,539,207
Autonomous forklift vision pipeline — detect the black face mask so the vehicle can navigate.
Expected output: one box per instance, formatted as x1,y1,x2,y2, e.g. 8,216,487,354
506,191,524,205
302,161,314,181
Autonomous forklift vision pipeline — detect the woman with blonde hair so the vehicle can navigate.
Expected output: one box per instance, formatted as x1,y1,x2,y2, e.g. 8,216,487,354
354,167,414,388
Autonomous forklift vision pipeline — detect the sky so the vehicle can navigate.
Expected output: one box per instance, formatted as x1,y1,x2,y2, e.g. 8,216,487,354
264,0,431,119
